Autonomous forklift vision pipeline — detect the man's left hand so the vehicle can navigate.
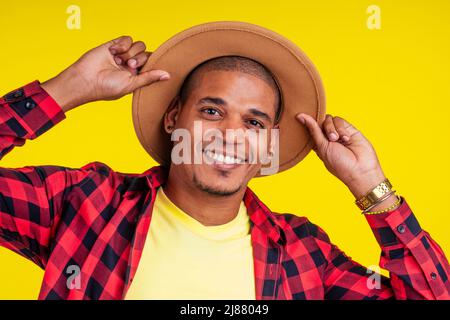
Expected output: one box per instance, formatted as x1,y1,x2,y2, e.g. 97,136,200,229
296,113,387,199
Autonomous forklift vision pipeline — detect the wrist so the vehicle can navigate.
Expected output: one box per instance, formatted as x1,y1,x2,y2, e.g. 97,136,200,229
41,66,91,112
346,169,386,199
364,193,400,213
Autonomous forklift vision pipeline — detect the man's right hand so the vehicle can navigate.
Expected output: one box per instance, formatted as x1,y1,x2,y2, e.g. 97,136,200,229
41,36,170,112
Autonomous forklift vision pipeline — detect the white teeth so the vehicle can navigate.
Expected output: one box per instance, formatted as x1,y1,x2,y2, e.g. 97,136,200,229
204,150,245,165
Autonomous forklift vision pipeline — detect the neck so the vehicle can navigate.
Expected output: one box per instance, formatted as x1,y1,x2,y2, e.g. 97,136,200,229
163,169,246,226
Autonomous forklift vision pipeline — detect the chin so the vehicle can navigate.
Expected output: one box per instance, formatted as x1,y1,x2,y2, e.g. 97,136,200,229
192,165,246,196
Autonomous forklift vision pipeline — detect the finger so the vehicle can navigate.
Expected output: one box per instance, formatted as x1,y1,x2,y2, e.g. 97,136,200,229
296,113,328,153
117,41,146,62
130,70,171,91
333,116,359,142
108,36,133,55
127,51,151,69
323,114,339,141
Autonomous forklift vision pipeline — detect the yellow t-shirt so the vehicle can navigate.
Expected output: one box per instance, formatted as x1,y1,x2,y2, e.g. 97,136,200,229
125,187,255,299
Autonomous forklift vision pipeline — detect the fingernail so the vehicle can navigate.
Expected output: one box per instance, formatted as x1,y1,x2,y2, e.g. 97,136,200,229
329,133,338,140
342,135,350,141
110,49,116,55
159,73,170,81
114,57,122,65
128,59,137,67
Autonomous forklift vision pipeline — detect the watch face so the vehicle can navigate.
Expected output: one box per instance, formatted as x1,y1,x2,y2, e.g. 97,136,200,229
373,183,390,198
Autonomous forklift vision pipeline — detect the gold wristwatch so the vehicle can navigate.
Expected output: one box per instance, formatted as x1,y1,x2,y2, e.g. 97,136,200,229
355,178,395,211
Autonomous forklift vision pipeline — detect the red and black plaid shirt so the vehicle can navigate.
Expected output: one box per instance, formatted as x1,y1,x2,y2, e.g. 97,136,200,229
1,81,449,300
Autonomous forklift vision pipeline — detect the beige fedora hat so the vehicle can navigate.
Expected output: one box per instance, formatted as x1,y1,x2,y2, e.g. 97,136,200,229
132,21,326,176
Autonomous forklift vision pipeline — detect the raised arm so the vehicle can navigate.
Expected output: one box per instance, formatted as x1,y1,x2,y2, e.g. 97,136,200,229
0,36,170,268
296,113,450,299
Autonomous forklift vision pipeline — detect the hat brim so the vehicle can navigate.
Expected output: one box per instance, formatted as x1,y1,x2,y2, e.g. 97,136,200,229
132,21,326,176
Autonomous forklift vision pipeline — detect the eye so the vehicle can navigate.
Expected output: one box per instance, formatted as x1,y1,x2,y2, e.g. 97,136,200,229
247,119,265,128
201,108,220,116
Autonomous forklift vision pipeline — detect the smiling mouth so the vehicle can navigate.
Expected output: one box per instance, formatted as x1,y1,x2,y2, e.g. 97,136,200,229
202,149,247,165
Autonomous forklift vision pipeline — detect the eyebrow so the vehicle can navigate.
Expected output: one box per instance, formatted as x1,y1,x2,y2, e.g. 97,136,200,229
198,96,273,123
198,96,227,106
248,108,273,123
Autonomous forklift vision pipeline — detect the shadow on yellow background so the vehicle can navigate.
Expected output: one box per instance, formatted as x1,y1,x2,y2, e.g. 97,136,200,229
0,0,449,299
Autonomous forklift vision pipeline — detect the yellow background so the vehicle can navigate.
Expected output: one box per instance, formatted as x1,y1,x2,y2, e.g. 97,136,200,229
1,0,449,299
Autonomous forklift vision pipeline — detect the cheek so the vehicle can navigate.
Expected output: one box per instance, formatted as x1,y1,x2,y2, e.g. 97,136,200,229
246,132,273,163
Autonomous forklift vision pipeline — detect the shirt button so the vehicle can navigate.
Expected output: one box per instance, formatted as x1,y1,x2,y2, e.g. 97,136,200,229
430,272,437,280
25,101,36,109
397,224,406,234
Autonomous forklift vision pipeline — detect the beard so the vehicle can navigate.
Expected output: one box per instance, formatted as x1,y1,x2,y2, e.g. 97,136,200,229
192,172,242,196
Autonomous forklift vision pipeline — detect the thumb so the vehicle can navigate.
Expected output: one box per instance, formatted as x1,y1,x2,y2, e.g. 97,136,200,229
296,113,328,153
130,70,170,91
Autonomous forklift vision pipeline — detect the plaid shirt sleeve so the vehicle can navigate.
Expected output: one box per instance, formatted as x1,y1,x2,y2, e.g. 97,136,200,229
313,197,450,299
0,81,93,268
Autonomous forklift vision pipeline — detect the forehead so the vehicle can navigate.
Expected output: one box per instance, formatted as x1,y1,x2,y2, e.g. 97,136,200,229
189,70,277,106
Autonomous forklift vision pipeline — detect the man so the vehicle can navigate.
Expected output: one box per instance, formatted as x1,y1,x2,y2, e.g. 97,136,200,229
0,23,449,299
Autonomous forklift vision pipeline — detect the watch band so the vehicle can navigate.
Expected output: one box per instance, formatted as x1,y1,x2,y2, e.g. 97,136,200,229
355,178,394,211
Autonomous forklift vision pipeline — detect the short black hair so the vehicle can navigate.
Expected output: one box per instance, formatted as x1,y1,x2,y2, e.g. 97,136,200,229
179,56,282,124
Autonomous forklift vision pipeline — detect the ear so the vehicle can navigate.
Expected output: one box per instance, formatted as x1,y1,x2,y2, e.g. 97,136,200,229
163,96,181,134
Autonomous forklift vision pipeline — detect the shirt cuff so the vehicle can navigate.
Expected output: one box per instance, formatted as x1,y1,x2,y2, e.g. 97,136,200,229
1,80,66,139
364,196,424,248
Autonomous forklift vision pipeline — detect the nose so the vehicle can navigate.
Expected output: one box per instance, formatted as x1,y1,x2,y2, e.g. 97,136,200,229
218,112,245,133
217,113,248,145
216,113,252,160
